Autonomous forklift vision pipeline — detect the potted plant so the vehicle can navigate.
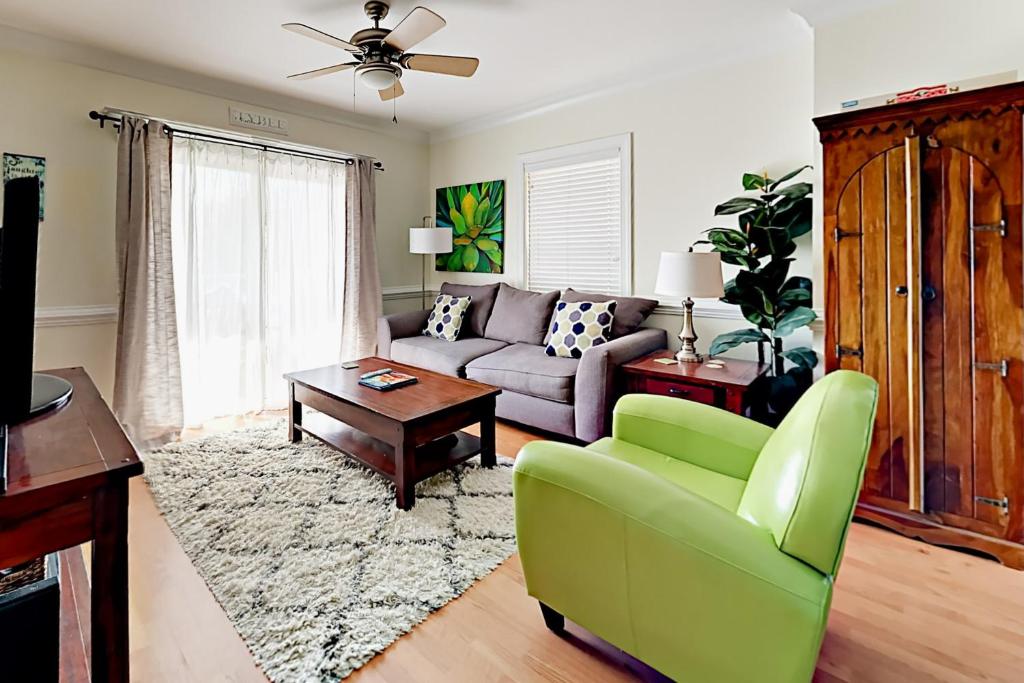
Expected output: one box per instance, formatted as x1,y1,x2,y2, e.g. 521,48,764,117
695,166,816,421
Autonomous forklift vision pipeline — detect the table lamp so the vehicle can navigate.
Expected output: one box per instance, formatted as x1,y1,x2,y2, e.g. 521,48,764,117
654,250,725,363
409,217,453,309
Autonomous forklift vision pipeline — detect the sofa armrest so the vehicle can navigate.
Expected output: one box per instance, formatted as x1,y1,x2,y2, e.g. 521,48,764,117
574,327,667,442
376,309,430,358
513,440,830,682
612,394,774,480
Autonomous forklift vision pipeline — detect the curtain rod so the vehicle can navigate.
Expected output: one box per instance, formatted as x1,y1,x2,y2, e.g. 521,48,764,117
88,110,385,171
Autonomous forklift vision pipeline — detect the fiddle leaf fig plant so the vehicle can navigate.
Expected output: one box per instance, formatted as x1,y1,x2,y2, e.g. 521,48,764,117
694,166,817,417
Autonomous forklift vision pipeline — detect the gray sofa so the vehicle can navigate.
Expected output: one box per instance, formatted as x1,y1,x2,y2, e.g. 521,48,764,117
377,282,666,442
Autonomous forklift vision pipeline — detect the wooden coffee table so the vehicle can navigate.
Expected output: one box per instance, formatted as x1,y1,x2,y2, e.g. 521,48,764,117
284,357,501,510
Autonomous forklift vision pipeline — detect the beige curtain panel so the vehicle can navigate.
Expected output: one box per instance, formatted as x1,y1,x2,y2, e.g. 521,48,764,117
341,158,383,360
113,116,184,447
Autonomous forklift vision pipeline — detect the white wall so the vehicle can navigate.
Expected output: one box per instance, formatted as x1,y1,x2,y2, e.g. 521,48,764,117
813,0,1024,116
0,47,429,398
427,24,816,357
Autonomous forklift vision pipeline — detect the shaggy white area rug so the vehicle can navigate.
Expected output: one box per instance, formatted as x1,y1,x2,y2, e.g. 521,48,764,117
144,422,516,682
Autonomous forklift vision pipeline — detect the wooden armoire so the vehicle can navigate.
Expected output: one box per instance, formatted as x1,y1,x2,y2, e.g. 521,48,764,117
815,82,1024,569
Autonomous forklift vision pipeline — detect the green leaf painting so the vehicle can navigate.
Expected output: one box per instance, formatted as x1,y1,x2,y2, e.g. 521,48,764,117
436,179,505,273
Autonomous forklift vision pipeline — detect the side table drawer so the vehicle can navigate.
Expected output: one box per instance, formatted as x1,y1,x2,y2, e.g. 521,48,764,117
643,378,719,405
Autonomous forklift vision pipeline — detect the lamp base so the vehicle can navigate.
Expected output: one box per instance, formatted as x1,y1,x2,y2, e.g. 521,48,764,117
675,347,703,363
675,296,704,364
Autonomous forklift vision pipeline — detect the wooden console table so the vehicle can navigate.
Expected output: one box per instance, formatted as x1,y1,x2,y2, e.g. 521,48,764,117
0,368,142,682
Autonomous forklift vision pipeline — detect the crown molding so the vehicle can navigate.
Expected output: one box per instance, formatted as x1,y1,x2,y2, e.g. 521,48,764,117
0,23,429,144
36,304,118,328
788,0,899,28
429,16,811,144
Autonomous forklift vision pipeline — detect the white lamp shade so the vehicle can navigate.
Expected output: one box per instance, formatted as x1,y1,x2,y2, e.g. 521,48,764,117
654,251,725,299
409,227,453,254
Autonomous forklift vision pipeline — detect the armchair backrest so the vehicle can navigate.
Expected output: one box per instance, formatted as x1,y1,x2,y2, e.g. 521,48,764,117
736,370,878,577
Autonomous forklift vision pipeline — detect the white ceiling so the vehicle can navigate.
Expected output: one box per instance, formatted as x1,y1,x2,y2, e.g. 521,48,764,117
0,0,884,133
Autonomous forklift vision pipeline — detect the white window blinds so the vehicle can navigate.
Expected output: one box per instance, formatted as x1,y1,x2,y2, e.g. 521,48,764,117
525,141,630,295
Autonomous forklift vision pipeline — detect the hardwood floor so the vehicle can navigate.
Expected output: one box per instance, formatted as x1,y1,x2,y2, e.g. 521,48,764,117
67,416,1024,682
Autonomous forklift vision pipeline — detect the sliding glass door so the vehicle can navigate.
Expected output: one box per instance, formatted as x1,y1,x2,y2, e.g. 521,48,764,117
171,138,346,425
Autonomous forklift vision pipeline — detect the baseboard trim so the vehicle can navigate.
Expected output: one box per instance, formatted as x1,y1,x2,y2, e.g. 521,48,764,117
36,305,118,328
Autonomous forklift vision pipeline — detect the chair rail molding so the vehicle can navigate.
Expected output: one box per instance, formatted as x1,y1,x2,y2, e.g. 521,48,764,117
35,305,119,328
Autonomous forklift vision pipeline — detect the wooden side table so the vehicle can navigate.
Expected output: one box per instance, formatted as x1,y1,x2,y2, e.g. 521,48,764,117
0,368,142,682
619,351,769,415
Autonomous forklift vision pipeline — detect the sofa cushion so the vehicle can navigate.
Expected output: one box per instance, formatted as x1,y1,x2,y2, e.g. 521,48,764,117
485,283,560,345
587,436,747,511
466,343,578,403
440,282,500,337
558,288,658,339
423,294,472,341
390,336,508,377
546,300,617,358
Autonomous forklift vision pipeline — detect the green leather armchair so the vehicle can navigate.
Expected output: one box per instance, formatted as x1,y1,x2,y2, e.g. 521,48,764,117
513,370,878,682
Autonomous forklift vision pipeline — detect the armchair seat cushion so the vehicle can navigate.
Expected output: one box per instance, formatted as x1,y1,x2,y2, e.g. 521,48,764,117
390,336,508,377
587,437,747,512
466,343,578,403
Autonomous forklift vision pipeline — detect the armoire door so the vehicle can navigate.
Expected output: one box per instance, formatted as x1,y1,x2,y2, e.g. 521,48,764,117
831,138,1023,541
920,144,1023,539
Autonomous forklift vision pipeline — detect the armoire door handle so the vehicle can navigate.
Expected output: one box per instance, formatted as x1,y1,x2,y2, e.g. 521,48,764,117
895,285,908,297
922,285,937,302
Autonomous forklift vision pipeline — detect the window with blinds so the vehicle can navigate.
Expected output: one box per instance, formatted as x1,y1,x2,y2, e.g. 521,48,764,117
523,135,631,295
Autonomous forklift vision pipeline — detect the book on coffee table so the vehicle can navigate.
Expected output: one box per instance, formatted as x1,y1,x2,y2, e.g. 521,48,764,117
358,369,418,391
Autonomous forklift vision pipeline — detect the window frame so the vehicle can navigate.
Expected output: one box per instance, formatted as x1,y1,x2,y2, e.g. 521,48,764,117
517,133,633,295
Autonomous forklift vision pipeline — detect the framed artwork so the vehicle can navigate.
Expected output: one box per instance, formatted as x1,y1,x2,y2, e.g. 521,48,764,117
2,154,46,221
435,179,504,273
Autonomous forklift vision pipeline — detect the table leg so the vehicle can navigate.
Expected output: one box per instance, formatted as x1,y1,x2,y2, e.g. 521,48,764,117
91,478,129,683
395,438,416,511
289,382,302,443
724,388,744,415
480,401,496,468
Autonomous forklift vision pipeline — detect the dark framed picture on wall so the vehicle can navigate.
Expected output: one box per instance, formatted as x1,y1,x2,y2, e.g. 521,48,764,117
2,154,46,221
435,179,504,273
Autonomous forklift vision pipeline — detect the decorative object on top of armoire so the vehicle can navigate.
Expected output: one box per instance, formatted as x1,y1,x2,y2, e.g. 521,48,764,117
815,80,1024,569
697,167,816,419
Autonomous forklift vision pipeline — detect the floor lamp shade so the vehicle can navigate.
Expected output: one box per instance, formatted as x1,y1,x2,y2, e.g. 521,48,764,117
409,227,453,254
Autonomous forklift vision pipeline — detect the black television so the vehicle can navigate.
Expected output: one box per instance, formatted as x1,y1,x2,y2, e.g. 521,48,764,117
0,176,73,493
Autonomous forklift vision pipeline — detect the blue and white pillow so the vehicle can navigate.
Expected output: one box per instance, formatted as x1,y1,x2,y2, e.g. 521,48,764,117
423,294,472,341
545,300,617,358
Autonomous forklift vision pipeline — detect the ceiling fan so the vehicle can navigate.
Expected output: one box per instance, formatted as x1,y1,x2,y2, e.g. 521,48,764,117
283,1,479,102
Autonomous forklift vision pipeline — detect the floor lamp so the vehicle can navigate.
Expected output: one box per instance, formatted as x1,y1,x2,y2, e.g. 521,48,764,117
409,219,453,309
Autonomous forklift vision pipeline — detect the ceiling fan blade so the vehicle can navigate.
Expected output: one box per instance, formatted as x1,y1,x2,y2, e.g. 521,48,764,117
382,7,446,52
282,23,361,53
379,80,405,102
402,54,479,77
287,63,358,81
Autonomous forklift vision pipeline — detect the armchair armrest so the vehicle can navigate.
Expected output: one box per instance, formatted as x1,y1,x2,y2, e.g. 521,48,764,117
376,309,430,358
513,440,830,681
574,328,667,442
613,394,773,480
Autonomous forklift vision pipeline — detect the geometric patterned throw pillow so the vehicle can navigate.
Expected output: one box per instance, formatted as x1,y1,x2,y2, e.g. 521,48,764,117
423,294,472,341
545,299,617,358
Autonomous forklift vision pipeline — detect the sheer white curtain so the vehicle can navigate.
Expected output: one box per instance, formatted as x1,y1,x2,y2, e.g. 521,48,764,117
171,138,346,425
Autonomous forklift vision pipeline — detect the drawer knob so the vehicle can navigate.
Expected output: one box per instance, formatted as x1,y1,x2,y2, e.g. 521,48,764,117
667,387,690,396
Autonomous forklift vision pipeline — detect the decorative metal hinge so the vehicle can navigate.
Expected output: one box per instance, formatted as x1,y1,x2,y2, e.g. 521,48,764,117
971,219,1007,237
975,495,1009,513
835,345,864,359
974,359,1009,377
834,227,863,241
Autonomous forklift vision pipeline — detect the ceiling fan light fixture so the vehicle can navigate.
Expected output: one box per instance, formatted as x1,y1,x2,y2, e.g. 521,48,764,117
357,64,400,90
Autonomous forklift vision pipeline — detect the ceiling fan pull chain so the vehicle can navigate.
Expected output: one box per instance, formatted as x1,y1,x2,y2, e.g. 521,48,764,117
393,90,398,124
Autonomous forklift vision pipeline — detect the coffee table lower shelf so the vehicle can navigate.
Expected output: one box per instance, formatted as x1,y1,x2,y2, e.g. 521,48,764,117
297,412,485,487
